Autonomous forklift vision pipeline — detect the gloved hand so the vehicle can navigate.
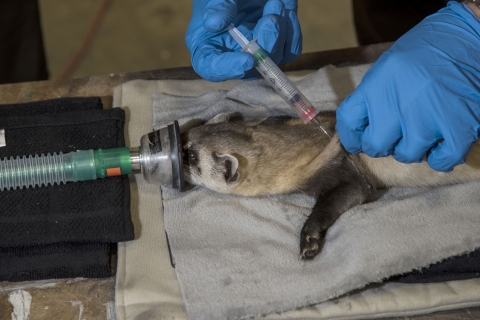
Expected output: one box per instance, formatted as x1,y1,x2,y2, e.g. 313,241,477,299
185,0,302,81
336,1,480,172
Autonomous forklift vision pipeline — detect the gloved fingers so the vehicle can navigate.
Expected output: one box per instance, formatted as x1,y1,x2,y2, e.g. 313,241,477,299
193,47,255,81
388,110,438,163
253,0,287,64
391,131,437,164
335,91,369,154
427,140,470,172
255,0,301,63
361,117,402,158
203,0,238,32
337,88,403,157
426,129,478,172
282,8,302,63
279,0,298,11
280,0,302,62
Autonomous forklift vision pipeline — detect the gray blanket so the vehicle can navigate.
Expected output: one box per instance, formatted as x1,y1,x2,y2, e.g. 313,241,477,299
152,65,480,320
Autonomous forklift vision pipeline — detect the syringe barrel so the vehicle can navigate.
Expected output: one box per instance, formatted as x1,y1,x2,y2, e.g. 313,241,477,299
242,41,320,124
0,148,132,191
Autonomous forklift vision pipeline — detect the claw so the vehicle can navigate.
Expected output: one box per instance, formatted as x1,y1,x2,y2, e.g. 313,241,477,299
300,243,319,260
305,233,320,243
300,249,309,260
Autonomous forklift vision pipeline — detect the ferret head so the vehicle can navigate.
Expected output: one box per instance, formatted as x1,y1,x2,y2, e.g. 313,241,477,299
181,114,261,195
182,113,335,196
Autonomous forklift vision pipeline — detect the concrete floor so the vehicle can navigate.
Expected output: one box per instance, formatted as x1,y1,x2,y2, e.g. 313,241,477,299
38,0,357,79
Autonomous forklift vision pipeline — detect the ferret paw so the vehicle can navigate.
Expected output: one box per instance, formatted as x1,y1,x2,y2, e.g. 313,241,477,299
299,224,326,260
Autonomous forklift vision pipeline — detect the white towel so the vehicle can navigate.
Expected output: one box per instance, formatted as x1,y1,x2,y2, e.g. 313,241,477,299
152,65,480,320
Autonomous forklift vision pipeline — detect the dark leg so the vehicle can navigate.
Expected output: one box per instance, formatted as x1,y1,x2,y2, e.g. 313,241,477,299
300,162,373,259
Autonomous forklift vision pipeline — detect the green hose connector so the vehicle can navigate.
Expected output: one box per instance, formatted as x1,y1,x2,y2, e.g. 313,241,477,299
93,147,132,179
67,147,132,181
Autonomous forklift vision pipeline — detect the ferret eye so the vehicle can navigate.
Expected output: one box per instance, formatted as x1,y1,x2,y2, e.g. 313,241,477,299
184,149,198,166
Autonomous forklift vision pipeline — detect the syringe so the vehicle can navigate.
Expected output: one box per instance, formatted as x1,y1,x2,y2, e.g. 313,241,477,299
227,25,372,187
227,24,331,138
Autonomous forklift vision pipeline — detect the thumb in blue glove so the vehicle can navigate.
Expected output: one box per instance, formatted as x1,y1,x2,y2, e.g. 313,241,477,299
185,0,302,81
336,1,480,172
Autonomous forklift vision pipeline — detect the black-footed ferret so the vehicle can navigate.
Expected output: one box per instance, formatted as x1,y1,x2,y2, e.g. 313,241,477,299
182,112,480,259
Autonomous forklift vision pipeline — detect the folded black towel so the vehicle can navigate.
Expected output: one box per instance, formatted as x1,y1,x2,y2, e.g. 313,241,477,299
0,242,111,282
0,97,133,281
0,97,103,117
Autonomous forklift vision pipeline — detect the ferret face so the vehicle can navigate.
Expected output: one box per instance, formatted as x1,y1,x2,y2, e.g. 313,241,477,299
181,117,254,194
181,113,337,196
182,139,240,193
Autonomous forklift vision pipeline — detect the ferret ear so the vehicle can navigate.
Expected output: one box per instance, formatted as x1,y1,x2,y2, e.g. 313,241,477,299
206,113,229,125
213,153,239,183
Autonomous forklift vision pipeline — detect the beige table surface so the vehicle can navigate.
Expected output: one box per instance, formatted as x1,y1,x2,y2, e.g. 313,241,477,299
1,43,478,320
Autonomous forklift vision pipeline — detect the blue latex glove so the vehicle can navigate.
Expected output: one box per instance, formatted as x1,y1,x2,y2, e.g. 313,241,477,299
185,0,302,81
336,1,480,172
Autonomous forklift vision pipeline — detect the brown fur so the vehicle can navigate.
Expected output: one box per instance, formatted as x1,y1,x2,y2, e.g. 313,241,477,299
182,113,480,259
